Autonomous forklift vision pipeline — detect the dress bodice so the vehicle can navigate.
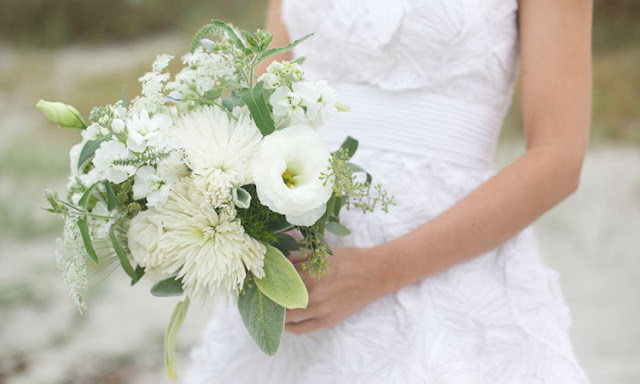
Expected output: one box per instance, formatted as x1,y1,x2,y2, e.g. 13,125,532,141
281,0,520,114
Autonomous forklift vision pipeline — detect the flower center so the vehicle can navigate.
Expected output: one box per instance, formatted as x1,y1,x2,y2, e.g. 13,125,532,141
202,226,216,239
282,168,298,189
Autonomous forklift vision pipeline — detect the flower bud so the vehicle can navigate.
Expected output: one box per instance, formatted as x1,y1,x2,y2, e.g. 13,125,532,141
37,100,87,129
200,39,215,50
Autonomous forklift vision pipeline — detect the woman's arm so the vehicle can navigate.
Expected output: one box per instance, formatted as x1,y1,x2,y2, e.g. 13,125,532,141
285,0,593,334
255,0,292,76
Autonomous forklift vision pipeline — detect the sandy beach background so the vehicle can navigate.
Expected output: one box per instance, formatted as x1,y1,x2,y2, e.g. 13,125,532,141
1,1,639,383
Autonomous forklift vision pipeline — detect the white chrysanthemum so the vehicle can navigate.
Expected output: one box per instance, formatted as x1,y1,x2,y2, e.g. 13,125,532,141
173,106,262,206
252,124,334,226
127,178,266,301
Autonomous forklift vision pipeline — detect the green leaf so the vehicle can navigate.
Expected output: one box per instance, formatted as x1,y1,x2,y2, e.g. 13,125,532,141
77,218,99,263
243,31,258,48
132,264,145,286
325,221,351,237
258,33,313,62
200,87,225,105
221,91,244,111
275,233,300,254
336,136,358,159
333,195,343,217
78,181,99,208
121,85,126,106
109,227,137,280
238,278,285,356
267,214,292,233
238,82,275,136
348,163,372,184
254,245,308,309
104,181,123,211
210,19,251,54
290,56,306,65
232,186,252,209
151,276,184,297
165,299,190,381
78,139,106,170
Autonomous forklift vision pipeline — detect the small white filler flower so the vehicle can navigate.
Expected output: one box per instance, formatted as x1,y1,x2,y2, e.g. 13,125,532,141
252,124,334,226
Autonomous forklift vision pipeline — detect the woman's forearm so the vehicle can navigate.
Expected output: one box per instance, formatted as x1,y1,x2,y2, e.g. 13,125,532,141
255,0,292,76
370,144,584,295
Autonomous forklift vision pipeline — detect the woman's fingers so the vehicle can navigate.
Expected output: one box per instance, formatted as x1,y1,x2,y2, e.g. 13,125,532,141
284,318,326,335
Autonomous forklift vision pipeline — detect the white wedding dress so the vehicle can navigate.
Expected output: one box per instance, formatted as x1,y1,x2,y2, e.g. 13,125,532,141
184,0,589,382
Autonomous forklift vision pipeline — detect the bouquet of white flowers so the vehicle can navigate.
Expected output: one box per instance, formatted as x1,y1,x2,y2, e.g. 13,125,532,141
40,20,393,379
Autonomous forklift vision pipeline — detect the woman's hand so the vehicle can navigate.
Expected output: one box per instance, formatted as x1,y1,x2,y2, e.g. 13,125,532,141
284,247,389,335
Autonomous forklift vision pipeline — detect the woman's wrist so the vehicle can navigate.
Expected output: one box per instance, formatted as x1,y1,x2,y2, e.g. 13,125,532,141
357,244,406,298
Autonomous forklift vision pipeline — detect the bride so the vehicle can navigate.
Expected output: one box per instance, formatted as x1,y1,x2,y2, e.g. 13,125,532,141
185,0,592,382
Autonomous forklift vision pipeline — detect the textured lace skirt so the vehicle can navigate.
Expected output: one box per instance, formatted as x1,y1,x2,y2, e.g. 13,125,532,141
182,145,589,384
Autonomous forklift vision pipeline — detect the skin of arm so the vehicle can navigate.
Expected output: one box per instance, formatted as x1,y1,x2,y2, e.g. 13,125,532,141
282,0,593,334
255,0,292,77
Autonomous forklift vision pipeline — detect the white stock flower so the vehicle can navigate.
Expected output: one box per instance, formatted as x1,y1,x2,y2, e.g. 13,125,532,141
69,142,83,174
127,178,266,301
133,165,178,208
293,80,337,128
172,106,262,206
270,86,305,124
111,118,125,133
252,124,333,226
93,140,135,184
126,110,172,152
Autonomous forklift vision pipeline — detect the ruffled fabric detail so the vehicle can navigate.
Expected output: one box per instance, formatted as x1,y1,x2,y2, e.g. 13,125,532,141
183,149,589,384
281,0,520,112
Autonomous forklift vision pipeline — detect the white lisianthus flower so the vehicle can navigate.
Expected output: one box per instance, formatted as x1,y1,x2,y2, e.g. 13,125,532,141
93,140,135,184
252,124,334,226
133,165,178,208
293,80,338,128
173,106,262,206
126,110,172,153
127,178,266,301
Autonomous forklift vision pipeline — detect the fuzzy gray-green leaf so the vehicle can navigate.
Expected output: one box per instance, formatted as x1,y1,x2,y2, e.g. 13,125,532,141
325,221,352,237
254,245,308,309
238,278,285,356
151,276,184,297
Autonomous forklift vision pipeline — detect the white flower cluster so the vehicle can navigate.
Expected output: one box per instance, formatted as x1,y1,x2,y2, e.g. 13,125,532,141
258,61,304,89
130,54,174,115
56,215,88,313
167,47,236,100
261,61,337,129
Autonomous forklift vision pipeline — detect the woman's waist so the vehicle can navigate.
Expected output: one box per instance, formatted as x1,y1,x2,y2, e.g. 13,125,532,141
320,83,505,171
